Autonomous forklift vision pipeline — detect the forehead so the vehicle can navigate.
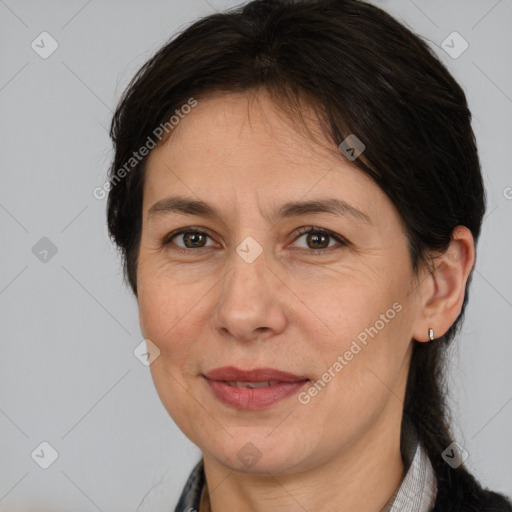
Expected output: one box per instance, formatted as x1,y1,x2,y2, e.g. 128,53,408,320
142,90,391,226
149,90,342,173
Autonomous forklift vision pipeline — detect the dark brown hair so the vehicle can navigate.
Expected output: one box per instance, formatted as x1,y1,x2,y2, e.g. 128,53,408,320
107,0,510,509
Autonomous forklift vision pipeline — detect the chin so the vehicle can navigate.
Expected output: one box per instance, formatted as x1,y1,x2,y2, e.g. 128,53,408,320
200,427,321,476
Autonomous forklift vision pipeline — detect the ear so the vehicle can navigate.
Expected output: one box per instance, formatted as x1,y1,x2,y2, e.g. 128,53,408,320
412,225,476,342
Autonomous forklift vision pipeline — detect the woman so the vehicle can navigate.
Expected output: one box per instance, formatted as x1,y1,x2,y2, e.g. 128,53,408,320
106,0,512,510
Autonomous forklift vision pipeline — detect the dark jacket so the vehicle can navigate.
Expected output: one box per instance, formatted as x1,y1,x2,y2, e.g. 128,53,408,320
432,465,512,511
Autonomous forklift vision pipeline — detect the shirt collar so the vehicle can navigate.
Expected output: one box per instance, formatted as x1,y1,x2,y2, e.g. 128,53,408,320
383,423,438,512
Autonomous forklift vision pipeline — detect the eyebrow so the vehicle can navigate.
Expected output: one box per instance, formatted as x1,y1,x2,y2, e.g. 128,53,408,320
147,195,373,225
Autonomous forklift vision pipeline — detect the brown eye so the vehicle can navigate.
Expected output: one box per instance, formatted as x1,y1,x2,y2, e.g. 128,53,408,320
162,229,217,252
292,227,348,252
305,232,330,249
181,232,208,248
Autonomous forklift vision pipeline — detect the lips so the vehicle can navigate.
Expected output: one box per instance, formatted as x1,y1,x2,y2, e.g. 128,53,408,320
204,366,307,382
202,366,309,410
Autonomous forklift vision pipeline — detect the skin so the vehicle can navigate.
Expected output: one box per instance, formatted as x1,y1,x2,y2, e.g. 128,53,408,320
137,89,475,512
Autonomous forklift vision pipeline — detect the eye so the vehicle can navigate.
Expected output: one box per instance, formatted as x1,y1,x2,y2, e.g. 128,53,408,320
161,226,349,255
291,227,349,253
161,228,218,253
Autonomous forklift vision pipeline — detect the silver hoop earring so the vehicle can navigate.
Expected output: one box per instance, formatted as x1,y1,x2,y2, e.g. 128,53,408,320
428,328,434,341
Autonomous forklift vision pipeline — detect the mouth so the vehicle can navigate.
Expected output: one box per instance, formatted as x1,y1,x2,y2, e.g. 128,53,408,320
202,366,310,410
223,380,282,388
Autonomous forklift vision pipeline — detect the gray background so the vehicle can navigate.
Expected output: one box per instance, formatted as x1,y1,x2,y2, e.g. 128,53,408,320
0,0,511,510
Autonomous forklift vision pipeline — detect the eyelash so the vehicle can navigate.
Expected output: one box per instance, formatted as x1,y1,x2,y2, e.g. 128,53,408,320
161,226,349,255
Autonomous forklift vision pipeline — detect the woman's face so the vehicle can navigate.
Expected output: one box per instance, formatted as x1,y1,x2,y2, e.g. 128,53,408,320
137,90,425,475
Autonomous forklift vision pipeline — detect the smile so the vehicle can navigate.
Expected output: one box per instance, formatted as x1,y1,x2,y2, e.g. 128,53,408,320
202,366,309,409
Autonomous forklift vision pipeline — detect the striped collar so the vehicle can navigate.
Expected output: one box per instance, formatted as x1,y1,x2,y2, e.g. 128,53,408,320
381,428,437,511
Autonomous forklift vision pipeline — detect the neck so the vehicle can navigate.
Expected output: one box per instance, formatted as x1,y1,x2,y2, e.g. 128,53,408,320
202,405,405,512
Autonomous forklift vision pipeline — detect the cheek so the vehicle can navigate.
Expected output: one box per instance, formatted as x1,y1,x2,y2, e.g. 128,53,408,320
138,256,198,331
137,270,199,367
138,275,209,431
292,268,401,348
299,268,412,401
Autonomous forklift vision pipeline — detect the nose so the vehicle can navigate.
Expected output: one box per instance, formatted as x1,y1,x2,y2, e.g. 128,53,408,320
210,246,287,343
